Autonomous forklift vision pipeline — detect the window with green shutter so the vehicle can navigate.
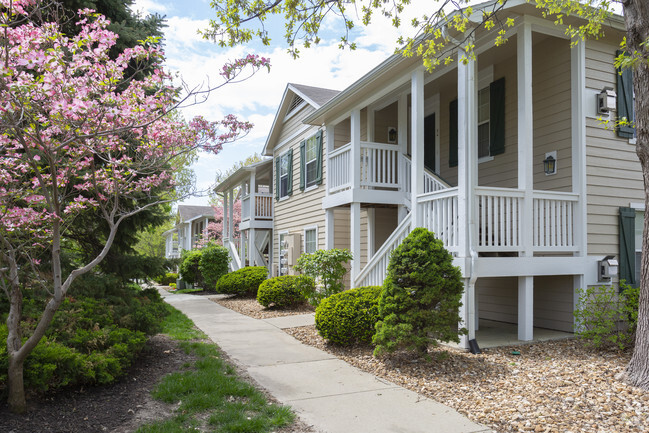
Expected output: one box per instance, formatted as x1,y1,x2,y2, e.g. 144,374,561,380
300,130,323,190
277,149,293,199
619,207,636,288
616,50,635,139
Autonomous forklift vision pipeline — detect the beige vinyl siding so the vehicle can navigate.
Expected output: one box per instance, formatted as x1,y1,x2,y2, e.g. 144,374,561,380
373,102,398,144
533,276,574,332
585,40,644,256
374,207,399,252
273,101,328,273
477,276,574,332
531,36,572,192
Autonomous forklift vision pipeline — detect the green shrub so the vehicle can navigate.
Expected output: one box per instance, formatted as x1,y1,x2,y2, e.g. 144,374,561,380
169,282,176,289
257,276,312,308
315,286,381,345
199,242,230,289
179,249,203,286
574,282,639,350
295,249,353,306
373,227,465,357
155,272,178,286
215,266,268,296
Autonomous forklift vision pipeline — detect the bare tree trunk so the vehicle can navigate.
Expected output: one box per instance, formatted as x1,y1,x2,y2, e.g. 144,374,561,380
625,0,649,390
7,356,26,413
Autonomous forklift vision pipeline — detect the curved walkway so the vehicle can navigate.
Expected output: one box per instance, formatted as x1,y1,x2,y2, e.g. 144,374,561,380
162,291,492,433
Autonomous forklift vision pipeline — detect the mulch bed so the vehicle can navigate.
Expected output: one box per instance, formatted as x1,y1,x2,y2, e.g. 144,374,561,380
285,325,649,433
212,296,315,319
0,335,195,433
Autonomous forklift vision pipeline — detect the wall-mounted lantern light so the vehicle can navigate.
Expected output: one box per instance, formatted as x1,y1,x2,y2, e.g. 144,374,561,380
598,255,618,282
597,87,616,114
543,151,557,176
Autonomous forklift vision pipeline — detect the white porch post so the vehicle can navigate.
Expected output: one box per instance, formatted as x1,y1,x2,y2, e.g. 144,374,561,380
325,124,335,195
571,39,587,330
325,209,335,249
228,189,234,241
249,172,256,266
518,276,534,340
351,109,361,190
350,202,361,283
398,93,409,220
517,22,534,341
223,191,228,241
411,68,425,227
457,44,478,348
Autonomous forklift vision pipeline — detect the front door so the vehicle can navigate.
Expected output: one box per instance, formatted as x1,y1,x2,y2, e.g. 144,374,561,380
424,113,435,173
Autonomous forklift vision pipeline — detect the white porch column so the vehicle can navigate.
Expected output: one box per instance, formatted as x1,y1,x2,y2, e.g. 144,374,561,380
518,22,534,257
249,228,256,266
517,22,535,342
518,276,534,341
249,172,256,265
398,93,409,220
325,209,335,250
222,191,228,241
350,202,362,283
228,191,234,244
325,124,335,195
351,109,361,190
457,44,478,349
411,68,425,227
571,39,587,331
367,208,375,262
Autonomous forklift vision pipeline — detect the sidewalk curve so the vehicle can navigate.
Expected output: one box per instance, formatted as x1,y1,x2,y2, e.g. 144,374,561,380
162,291,492,433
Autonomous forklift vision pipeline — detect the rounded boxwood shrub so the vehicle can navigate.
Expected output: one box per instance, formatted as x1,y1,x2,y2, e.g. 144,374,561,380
373,227,465,357
215,266,268,296
257,275,312,308
179,249,202,286
315,286,381,345
199,242,230,289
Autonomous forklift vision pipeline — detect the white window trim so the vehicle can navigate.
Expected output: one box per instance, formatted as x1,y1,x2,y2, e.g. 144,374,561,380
304,134,319,188
278,150,291,199
477,66,495,160
304,184,318,193
303,225,319,255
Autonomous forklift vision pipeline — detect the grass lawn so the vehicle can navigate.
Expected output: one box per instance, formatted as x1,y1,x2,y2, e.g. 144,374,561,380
135,306,295,433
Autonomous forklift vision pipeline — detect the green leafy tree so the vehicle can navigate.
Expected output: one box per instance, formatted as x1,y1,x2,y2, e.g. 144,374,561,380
372,228,465,357
294,249,353,306
206,0,649,390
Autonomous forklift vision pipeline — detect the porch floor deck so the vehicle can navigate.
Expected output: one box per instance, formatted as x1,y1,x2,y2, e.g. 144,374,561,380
449,319,574,350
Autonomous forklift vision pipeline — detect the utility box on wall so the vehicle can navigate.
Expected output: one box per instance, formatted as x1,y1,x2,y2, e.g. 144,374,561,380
287,233,301,268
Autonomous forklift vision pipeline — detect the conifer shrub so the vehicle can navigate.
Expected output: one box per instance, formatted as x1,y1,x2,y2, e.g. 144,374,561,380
372,227,465,357
199,242,230,289
215,266,268,296
257,275,312,308
315,285,381,345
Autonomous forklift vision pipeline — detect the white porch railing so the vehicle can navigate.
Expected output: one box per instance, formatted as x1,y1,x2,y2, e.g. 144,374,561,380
475,187,523,252
418,187,460,253
533,191,578,251
354,213,412,288
241,193,273,221
400,154,450,195
328,145,352,193
359,142,399,189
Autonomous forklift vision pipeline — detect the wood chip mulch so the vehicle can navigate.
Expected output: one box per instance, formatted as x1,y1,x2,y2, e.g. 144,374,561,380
284,325,649,433
211,296,314,319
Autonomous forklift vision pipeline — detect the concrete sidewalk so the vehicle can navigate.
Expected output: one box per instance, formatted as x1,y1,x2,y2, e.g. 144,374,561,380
162,291,492,433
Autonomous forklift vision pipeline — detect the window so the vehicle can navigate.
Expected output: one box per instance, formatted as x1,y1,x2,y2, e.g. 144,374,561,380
304,227,318,254
275,149,293,200
300,130,323,190
478,86,490,159
448,77,505,168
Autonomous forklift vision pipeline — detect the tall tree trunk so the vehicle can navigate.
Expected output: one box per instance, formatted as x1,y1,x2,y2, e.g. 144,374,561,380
625,0,649,390
7,356,26,413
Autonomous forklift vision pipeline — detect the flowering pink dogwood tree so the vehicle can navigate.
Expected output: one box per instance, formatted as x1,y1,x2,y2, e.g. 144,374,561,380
0,0,269,412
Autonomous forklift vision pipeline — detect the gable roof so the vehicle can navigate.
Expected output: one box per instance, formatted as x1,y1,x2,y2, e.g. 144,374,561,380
262,83,339,156
177,205,213,224
214,158,273,192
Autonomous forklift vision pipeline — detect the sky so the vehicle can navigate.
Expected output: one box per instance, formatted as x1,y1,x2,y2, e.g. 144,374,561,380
131,0,415,208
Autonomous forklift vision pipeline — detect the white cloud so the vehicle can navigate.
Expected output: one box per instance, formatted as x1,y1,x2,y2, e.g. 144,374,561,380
131,0,168,15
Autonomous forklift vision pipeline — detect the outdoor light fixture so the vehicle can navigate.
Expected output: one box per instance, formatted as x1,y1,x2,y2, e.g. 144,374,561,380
598,255,619,282
597,87,616,114
543,151,557,176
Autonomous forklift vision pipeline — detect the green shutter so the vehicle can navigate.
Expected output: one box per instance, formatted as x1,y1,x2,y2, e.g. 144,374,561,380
299,140,306,191
315,130,323,185
287,148,293,196
449,99,458,168
490,77,506,156
616,50,635,139
275,157,280,201
619,207,636,287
